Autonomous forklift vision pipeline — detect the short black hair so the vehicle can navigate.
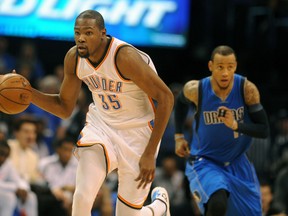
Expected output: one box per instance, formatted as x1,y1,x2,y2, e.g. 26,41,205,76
76,10,105,29
12,116,37,132
210,45,236,61
53,136,75,149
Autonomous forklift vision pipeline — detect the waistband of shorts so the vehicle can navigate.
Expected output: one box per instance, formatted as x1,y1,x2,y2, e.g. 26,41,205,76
187,155,231,167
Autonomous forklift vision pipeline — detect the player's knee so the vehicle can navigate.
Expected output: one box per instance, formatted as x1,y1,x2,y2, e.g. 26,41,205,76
73,190,94,206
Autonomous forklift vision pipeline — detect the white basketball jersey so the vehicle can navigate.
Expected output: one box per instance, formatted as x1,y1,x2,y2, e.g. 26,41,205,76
76,37,156,129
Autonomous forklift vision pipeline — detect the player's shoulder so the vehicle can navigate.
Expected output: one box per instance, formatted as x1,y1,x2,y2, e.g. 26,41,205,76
63,46,78,73
65,46,77,60
184,80,199,92
243,78,261,105
183,80,199,104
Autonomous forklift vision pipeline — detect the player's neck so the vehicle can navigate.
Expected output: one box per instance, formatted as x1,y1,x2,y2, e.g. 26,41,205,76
211,80,234,101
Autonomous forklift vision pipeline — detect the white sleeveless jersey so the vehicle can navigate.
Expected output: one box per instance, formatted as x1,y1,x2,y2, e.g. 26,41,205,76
76,37,156,129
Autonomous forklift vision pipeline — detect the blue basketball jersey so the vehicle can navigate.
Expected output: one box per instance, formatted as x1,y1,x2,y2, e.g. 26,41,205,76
190,74,252,163
186,74,262,215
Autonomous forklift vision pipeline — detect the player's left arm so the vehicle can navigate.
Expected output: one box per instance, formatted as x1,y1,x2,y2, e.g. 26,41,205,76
116,46,174,188
236,79,269,138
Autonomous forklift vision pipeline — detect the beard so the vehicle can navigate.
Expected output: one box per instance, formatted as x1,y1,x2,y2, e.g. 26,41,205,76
78,51,90,58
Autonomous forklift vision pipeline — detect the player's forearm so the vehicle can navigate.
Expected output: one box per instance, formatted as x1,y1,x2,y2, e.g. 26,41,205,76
235,108,269,138
145,96,174,154
31,88,74,119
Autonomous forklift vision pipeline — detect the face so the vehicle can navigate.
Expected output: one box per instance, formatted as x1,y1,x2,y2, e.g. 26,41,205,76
208,53,237,90
260,185,273,213
57,141,74,165
74,18,106,58
15,122,37,149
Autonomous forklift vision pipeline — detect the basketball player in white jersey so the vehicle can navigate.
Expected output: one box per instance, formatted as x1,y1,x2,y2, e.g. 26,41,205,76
26,10,174,216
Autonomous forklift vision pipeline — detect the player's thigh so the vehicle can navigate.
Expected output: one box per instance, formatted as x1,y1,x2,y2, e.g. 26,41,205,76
74,144,110,200
116,126,153,208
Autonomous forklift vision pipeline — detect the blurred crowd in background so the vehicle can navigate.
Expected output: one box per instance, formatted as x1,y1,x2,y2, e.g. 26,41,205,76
1,0,288,215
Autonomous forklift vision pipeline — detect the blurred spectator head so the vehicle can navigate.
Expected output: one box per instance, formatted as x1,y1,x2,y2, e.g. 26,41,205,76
20,40,38,61
53,64,64,82
54,137,75,166
161,154,179,178
260,179,273,215
38,75,61,94
12,116,38,149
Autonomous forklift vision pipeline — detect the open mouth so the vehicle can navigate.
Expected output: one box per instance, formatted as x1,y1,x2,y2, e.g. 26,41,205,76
77,45,87,51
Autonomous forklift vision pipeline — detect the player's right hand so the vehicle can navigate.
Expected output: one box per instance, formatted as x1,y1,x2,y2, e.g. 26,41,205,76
175,138,190,157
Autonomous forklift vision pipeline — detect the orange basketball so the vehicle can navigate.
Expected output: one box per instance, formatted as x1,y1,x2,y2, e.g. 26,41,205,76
0,73,32,114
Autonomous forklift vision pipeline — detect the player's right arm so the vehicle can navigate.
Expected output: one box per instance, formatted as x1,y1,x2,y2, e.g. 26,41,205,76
174,80,199,157
31,46,82,119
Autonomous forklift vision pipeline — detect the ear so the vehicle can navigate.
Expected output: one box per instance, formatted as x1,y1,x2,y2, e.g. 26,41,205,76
101,28,107,38
208,60,213,72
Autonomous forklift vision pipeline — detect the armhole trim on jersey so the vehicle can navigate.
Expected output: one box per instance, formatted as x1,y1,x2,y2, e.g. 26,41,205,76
114,44,132,81
195,80,202,132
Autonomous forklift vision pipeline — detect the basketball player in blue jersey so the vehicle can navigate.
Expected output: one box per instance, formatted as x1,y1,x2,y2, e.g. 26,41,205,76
17,10,174,216
174,45,270,216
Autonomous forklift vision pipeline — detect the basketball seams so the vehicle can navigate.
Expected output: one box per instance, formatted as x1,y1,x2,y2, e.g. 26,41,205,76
0,87,32,93
0,93,31,105
0,74,25,85
0,101,13,114
0,73,32,114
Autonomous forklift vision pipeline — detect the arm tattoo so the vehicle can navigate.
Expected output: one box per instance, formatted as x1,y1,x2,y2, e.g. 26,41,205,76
244,80,260,105
184,81,198,105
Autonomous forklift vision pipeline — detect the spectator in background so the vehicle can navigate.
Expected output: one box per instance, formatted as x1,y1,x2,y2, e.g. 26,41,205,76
22,75,62,154
0,140,38,216
260,179,274,216
0,37,16,74
7,116,43,184
159,82,193,167
53,64,64,82
259,178,288,216
270,109,288,180
270,165,288,215
56,88,88,142
16,40,45,86
91,183,114,216
33,137,78,216
153,154,192,216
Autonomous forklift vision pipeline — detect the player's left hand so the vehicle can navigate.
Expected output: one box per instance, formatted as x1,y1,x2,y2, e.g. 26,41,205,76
135,152,155,189
217,106,237,130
